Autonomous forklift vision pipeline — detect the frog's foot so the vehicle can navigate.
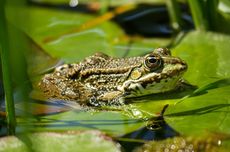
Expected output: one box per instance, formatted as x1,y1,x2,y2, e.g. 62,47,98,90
99,91,124,106
107,97,125,106
88,96,104,107
88,97,124,107
88,91,124,107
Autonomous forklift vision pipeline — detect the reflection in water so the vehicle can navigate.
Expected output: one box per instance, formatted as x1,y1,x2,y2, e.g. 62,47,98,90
118,105,179,151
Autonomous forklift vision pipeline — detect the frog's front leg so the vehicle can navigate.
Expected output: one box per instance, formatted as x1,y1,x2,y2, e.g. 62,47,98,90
88,91,124,107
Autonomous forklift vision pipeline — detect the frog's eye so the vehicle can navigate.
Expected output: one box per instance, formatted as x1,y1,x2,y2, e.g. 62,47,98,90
144,54,162,71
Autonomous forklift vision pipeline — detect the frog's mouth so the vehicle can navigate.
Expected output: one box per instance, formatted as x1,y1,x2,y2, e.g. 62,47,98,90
119,62,187,97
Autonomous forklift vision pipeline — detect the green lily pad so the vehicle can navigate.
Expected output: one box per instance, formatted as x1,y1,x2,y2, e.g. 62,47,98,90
7,6,125,62
161,31,230,136
0,136,29,152
6,6,170,63
0,131,121,152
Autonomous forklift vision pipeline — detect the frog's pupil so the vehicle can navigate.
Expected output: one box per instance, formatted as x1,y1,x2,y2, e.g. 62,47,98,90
144,55,162,71
149,57,156,63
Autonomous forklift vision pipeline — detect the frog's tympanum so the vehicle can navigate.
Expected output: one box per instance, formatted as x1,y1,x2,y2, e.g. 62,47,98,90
39,48,187,106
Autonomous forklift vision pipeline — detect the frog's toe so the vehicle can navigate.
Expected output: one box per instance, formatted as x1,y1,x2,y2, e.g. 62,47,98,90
88,97,103,107
107,97,125,106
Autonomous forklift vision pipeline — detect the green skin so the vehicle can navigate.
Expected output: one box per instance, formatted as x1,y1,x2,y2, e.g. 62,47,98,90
39,48,187,106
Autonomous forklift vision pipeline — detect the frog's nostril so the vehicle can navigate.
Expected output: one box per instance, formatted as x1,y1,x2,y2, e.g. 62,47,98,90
182,60,187,65
184,63,188,69
180,60,187,68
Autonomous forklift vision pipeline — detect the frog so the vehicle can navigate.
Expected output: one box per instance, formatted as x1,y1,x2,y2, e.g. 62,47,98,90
38,48,187,106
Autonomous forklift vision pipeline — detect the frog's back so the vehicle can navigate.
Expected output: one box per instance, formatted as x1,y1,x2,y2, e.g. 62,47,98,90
80,53,143,72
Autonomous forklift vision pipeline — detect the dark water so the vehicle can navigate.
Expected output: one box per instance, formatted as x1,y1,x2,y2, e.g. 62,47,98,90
118,114,179,151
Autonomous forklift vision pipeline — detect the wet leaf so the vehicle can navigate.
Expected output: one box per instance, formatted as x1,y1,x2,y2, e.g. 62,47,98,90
0,136,29,152
6,5,171,63
0,131,121,152
161,31,230,136
7,6,125,62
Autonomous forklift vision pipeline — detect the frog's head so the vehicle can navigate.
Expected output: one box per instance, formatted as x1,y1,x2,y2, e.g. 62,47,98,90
119,48,187,97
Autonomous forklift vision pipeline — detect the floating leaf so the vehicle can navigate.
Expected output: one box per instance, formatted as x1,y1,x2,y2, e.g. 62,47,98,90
162,31,230,136
0,131,121,152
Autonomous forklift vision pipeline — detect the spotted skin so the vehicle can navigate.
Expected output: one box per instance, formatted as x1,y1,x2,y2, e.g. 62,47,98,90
39,48,187,106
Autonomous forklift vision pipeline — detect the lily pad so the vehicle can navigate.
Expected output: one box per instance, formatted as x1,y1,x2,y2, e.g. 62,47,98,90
6,5,171,63
0,131,121,152
7,6,125,62
161,31,230,136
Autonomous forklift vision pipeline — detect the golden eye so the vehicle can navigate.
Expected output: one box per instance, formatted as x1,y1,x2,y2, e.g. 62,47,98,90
144,54,162,71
